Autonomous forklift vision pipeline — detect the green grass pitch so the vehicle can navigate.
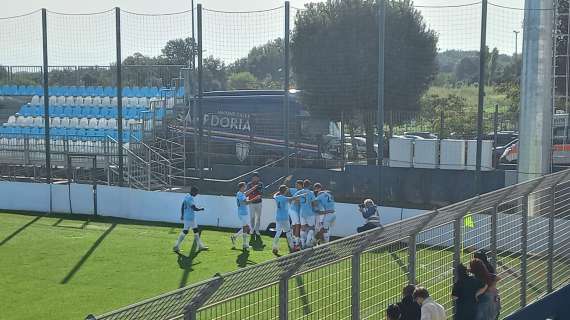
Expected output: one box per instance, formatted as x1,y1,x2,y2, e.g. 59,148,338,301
1,211,567,320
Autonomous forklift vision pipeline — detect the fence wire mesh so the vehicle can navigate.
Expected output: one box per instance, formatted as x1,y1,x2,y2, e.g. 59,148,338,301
92,169,570,320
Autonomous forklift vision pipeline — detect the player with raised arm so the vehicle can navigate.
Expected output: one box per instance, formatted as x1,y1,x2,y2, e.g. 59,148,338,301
173,186,207,253
246,172,263,239
272,185,302,255
294,179,317,249
313,183,336,244
231,182,260,251
288,180,304,251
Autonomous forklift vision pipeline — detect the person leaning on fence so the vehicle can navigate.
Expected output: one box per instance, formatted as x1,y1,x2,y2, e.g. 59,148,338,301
469,258,499,320
386,304,402,320
412,286,446,320
451,263,487,320
473,250,501,320
357,199,381,233
398,284,421,320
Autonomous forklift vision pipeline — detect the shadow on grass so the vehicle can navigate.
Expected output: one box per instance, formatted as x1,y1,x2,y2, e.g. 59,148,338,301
236,249,256,268
249,234,266,251
390,252,409,275
178,241,202,288
0,216,41,247
60,223,117,284
295,276,311,315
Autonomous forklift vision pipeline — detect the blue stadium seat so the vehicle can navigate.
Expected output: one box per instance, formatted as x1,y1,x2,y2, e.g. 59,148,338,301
19,104,31,116
134,87,144,98
149,87,159,97
11,127,22,136
71,106,82,118
76,86,86,97
90,106,101,118
108,107,118,118
123,87,133,97
67,86,78,97
86,86,96,96
30,127,41,137
99,107,110,119
54,105,65,117
66,127,77,137
48,105,55,115
76,128,86,137
86,129,96,140
0,85,5,95
63,106,73,117
21,127,31,136
94,86,104,97
32,105,42,116
6,85,17,95
80,106,91,118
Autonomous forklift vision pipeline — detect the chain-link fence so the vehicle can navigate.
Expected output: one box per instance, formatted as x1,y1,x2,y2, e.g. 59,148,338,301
89,169,570,320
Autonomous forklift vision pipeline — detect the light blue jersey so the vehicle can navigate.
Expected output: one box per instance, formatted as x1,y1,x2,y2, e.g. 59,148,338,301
288,187,300,213
182,194,195,221
295,188,315,218
274,194,290,221
316,191,335,213
236,191,249,216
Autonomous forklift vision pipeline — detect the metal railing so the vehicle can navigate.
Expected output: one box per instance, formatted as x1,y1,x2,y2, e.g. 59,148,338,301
92,169,570,320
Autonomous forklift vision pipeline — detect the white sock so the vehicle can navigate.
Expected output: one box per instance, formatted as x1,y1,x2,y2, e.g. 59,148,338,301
273,229,282,249
306,230,314,247
300,230,307,248
323,232,330,243
242,233,248,246
285,231,294,248
175,232,186,247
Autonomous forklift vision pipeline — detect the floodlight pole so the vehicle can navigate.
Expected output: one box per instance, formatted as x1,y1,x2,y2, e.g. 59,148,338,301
284,1,291,174
377,0,386,204
475,0,488,195
115,7,124,186
41,9,52,186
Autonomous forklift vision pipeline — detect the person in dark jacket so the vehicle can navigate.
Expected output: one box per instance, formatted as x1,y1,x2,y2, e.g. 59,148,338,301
356,199,381,233
398,284,421,320
451,263,487,320
387,304,401,320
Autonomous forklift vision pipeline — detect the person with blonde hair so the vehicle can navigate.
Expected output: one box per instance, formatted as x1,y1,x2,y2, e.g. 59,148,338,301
357,198,381,233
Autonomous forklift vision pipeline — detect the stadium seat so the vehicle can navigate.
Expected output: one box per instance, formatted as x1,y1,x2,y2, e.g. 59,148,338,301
21,127,31,136
102,96,111,106
93,96,102,106
68,86,79,97
97,118,108,129
31,95,40,105
108,107,118,118
99,107,110,119
127,97,138,107
71,106,82,118
32,117,43,127
139,97,149,107
54,105,64,117
86,87,95,97
64,96,75,106
95,86,104,97
83,96,93,106
88,118,98,129
75,96,84,106
111,97,118,106
107,118,117,129
56,96,66,105
80,106,91,118
60,117,70,128
150,87,159,97
66,127,77,137
51,117,61,128
78,118,89,129
121,97,129,107
49,96,57,106
103,87,113,97
62,106,72,117
16,116,28,127
123,87,133,97
18,104,32,117
69,117,79,128
6,116,17,127
32,105,42,117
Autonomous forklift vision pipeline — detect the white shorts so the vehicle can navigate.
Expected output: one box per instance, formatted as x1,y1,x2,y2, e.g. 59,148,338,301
275,219,291,233
238,214,251,227
289,209,300,225
183,219,197,231
317,213,336,231
300,215,316,227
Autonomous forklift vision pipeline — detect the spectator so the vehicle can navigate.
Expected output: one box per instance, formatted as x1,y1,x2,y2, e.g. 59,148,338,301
387,304,401,320
474,250,501,320
357,199,381,233
412,286,446,320
398,284,421,320
469,258,499,320
452,263,487,320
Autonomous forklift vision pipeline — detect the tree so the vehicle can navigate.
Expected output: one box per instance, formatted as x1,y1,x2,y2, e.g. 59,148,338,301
229,39,285,89
201,56,228,92
161,37,195,66
227,72,262,90
455,57,479,84
292,0,438,163
421,93,476,138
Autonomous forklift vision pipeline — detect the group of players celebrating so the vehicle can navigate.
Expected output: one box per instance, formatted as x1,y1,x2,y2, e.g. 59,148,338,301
172,172,336,256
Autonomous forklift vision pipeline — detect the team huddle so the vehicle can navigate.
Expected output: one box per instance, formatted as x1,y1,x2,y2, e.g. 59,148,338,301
172,172,336,256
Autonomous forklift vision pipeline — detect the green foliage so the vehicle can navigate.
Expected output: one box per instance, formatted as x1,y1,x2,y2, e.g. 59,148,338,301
227,71,261,90
420,93,476,137
161,37,195,65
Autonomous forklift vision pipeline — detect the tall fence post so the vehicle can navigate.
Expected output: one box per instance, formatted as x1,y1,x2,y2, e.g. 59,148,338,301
475,0,488,195
283,1,290,174
197,4,203,180
41,9,51,188
115,7,124,186
490,205,498,270
279,276,288,320
453,218,462,270
408,234,417,284
377,0,386,204
520,194,529,307
547,185,556,293
351,253,361,320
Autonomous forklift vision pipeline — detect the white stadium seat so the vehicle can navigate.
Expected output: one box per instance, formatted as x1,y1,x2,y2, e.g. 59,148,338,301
92,96,102,106
51,117,61,128
75,96,84,106
69,117,79,128
57,96,66,105
39,96,45,105
79,117,89,128
97,118,108,129
102,96,111,106
31,95,40,105
107,118,117,129
7,116,16,127
60,117,70,128
121,97,129,107
64,96,75,106
33,117,44,127
83,96,93,106
88,118,99,129
111,97,118,106
138,97,149,107
127,97,138,107
49,96,57,105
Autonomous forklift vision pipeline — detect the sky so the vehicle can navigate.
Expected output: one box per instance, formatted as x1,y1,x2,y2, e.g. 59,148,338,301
0,0,528,66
